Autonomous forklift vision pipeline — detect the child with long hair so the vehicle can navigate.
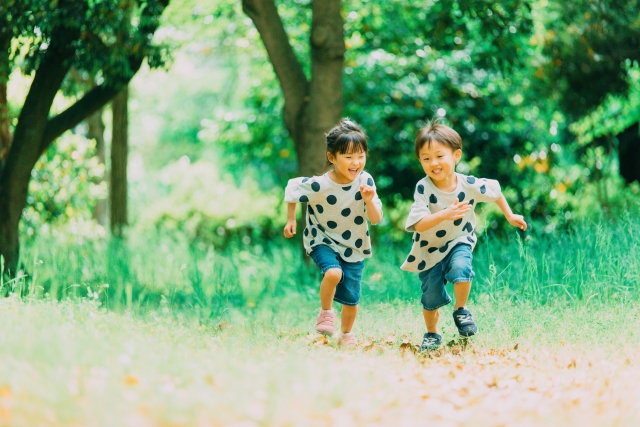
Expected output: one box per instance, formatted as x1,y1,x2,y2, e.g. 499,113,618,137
284,118,383,347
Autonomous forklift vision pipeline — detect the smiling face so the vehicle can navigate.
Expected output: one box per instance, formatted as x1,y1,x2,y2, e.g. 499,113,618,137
327,149,367,184
418,139,461,187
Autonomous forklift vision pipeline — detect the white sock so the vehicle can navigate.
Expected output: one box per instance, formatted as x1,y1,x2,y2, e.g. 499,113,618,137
321,308,334,313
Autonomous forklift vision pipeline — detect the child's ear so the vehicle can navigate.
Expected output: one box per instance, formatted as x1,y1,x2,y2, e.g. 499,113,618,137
327,152,335,164
454,149,462,163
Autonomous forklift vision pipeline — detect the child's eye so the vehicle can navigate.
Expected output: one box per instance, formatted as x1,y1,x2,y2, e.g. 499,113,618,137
438,156,443,158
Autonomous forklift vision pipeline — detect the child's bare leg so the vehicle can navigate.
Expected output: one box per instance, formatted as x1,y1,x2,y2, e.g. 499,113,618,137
423,308,440,334
340,305,358,333
453,281,471,309
319,268,342,310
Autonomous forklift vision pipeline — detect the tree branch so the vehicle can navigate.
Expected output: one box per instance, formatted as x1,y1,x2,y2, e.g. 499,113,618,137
242,0,309,139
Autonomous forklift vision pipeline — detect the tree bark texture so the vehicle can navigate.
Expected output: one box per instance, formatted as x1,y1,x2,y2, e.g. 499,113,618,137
617,123,640,185
242,0,344,178
87,108,108,226
0,14,10,175
110,87,129,237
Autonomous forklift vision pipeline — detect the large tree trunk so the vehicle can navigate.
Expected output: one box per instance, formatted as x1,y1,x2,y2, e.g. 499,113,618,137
110,87,128,237
0,25,12,177
242,0,344,178
617,123,640,185
0,31,75,274
86,108,107,226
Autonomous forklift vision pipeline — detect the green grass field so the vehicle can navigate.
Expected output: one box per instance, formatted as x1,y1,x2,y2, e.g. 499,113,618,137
1,217,639,426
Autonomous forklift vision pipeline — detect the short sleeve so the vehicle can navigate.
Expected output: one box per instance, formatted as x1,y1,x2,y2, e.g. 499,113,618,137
405,183,432,232
284,177,319,203
473,178,501,203
365,174,383,218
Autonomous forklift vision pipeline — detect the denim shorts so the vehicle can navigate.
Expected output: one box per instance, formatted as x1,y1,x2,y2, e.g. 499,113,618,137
418,243,475,311
309,245,364,306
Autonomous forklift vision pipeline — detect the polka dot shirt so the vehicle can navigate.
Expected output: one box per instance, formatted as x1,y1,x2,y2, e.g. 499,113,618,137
284,171,383,262
401,173,501,273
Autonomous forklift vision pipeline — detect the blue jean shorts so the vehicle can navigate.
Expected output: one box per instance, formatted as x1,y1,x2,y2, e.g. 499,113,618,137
418,243,475,311
309,245,364,306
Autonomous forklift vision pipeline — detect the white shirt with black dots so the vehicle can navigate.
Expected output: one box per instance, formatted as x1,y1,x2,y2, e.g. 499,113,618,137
284,171,383,262
401,173,502,273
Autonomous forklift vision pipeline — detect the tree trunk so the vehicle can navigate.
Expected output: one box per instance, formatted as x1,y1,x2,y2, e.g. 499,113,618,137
110,86,128,237
0,31,75,274
86,108,107,226
0,27,11,176
617,123,640,185
242,0,344,179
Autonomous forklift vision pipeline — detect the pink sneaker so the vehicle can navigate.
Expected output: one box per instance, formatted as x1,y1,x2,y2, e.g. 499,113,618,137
338,332,357,347
316,309,336,336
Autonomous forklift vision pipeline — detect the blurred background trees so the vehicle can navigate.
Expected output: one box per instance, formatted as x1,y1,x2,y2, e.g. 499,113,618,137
2,0,639,274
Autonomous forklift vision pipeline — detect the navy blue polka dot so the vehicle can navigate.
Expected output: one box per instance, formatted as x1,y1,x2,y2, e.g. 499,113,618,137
307,205,315,215
327,221,337,229
436,230,446,238
467,236,475,243
354,216,364,225
428,247,438,253
466,176,475,184
454,218,462,226
366,230,369,236
344,248,353,258
407,255,415,263
480,185,486,194
299,195,309,202
310,239,315,245
418,261,426,270
363,249,371,255
469,199,474,206
302,177,309,183
367,177,373,186
341,208,351,217
316,204,324,213
463,222,473,232
311,182,320,192
304,228,309,236
429,194,438,204
317,224,326,232
420,240,429,247
311,228,317,237
355,239,363,248
417,184,424,194
414,233,421,242
439,242,450,253
323,238,331,245
327,195,337,205
355,191,362,201
458,192,466,202
342,230,351,240
342,186,351,191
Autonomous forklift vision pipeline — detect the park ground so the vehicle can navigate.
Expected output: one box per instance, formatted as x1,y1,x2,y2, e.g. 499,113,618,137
1,295,639,427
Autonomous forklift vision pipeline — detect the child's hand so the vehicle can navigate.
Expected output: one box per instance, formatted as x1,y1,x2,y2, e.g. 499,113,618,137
443,199,472,220
283,220,297,238
360,184,377,204
507,214,527,231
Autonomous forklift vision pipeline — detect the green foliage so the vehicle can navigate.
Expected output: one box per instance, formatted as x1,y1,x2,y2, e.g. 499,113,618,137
136,158,285,247
21,131,106,240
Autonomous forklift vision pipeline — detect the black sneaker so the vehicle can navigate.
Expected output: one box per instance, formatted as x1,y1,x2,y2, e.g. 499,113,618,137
453,307,478,337
419,332,442,352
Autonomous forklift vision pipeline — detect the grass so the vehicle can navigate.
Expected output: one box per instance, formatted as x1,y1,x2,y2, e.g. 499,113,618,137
0,216,638,424
1,296,639,426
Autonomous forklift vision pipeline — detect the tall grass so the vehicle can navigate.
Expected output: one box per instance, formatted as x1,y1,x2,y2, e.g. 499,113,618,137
7,214,640,319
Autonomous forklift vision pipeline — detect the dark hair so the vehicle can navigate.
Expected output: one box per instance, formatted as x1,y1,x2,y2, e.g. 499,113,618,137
325,118,368,168
414,119,462,158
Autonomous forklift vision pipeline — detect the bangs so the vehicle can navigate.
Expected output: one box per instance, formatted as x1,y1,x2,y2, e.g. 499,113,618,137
335,132,369,155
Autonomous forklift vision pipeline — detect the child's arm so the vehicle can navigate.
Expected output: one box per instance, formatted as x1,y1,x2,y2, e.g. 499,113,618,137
495,194,527,230
283,203,297,238
360,184,382,225
414,199,472,232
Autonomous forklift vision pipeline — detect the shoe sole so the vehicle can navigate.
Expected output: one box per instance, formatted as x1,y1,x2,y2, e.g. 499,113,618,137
458,329,478,337
317,329,334,337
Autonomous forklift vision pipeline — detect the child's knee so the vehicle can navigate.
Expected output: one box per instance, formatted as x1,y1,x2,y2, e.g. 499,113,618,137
323,268,343,284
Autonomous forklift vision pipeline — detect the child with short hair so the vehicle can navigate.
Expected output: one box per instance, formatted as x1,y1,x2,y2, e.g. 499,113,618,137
284,118,383,347
401,120,526,352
